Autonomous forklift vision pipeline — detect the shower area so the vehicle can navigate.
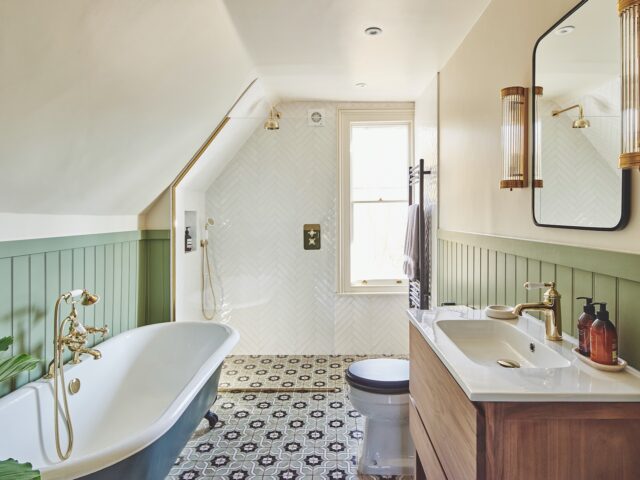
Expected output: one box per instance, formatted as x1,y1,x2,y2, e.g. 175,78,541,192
173,85,410,355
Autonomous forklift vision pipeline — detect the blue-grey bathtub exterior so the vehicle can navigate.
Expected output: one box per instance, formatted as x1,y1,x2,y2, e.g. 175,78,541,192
77,366,222,480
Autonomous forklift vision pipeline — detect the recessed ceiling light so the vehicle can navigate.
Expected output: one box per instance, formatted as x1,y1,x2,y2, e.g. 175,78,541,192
555,25,575,36
364,26,382,36
355,82,367,88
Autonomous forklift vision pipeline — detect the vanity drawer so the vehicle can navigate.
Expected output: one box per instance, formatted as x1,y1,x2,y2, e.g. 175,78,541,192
409,396,447,480
409,324,482,480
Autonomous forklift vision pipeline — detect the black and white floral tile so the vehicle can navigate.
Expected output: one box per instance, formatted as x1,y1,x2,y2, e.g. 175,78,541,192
167,354,411,480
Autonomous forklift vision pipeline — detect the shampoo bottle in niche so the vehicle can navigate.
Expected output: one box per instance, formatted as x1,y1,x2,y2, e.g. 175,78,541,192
590,303,618,366
576,297,596,356
185,227,193,252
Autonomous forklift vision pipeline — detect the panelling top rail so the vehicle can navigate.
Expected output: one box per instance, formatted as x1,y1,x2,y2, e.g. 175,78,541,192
439,230,640,285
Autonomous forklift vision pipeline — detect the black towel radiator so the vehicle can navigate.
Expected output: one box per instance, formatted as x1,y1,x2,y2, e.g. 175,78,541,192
408,158,432,310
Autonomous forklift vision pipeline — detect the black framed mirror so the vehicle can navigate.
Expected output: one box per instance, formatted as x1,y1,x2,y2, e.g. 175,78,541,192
532,0,630,230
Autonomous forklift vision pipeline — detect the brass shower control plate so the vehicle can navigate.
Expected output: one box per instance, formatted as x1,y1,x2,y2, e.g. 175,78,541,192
304,224,321,250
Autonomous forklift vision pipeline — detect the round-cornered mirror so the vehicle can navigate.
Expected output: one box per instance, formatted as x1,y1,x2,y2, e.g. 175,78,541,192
532,0,630,230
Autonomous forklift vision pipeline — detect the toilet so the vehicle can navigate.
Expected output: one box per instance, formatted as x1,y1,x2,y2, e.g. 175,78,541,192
345,358,414,476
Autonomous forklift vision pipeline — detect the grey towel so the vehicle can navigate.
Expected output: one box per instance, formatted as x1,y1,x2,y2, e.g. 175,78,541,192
403,204,421,281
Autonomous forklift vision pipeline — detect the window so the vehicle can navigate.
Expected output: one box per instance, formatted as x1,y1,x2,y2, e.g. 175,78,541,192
338,109,414,294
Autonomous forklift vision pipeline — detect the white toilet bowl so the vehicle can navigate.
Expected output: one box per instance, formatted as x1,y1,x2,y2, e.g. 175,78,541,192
346,358,414,476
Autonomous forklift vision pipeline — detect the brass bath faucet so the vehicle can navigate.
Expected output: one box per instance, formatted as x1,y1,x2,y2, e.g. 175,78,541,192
44,289,106,461
513,282,563,341
44,291,108,378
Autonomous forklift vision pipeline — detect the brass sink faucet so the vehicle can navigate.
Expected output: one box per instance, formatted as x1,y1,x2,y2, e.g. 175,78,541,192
513,282,562,341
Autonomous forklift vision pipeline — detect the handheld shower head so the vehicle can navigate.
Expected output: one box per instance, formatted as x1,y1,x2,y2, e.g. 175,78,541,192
203,218,214,242
63,289,100,306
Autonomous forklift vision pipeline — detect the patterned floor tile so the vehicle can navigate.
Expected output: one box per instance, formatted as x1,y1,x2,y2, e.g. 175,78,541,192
169,355,412,479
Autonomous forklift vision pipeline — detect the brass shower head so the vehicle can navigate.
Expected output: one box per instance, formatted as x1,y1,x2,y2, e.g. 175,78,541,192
264,106,281,131
552,104,590,128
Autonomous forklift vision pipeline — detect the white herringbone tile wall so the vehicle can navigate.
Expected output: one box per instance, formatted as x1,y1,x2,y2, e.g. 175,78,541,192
206,102,409,355
535,79,621,227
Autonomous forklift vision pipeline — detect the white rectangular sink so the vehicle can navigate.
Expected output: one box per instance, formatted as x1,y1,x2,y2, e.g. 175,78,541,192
435,319,571,369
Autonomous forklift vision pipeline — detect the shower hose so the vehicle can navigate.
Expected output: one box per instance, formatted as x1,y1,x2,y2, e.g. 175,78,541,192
202,240,217,320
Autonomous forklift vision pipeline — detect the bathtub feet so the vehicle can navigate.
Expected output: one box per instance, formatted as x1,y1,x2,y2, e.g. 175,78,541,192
204,410,219,429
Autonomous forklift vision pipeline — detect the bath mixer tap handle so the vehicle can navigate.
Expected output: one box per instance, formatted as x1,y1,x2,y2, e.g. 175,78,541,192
87,325,109,337
72,318,87,335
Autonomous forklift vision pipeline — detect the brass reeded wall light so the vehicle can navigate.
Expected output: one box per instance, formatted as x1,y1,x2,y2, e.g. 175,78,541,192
500,86,530,190
619,0,640,169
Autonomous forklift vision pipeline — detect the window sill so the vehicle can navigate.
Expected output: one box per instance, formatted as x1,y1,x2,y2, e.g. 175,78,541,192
336,289,408,297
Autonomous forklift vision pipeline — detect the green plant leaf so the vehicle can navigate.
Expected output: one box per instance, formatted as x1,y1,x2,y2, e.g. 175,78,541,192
0,354,39,383
0,459,41,480
0,337,12,353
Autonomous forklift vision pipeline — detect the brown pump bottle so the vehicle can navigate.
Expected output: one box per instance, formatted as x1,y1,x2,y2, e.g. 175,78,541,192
576,297,596,356
590,302,618,366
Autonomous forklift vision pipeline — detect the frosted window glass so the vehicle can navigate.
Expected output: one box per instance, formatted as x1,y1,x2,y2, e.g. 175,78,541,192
350,202,407,283
350,124,409,201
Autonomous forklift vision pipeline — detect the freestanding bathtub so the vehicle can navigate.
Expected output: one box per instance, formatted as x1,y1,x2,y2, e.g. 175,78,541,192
0,321,238,479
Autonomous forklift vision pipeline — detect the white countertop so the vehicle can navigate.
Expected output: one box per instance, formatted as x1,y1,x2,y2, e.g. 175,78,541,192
407,306,640,402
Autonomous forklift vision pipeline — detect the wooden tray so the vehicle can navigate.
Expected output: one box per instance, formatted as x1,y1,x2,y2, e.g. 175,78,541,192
572,347,627,372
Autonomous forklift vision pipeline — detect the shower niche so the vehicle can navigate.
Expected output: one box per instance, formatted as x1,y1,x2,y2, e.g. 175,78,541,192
184,210,198,253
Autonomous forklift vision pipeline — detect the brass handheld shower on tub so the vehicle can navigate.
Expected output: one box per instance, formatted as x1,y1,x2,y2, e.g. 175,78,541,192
45,289,105,461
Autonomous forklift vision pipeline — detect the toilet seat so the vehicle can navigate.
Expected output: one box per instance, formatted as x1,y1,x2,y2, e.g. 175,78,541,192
345,358,409,394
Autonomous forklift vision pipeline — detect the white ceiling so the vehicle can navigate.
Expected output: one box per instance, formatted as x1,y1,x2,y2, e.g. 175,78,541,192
224,0,490,102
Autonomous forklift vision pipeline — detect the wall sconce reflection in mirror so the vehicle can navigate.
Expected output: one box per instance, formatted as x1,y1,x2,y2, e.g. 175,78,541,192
620,0,640,169
533,86,543,188
500,86,529,190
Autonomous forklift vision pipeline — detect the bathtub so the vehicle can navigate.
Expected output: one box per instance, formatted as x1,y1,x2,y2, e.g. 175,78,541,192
0,321,238,480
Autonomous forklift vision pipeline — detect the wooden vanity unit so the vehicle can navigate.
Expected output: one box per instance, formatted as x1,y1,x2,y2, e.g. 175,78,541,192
409,324,640,480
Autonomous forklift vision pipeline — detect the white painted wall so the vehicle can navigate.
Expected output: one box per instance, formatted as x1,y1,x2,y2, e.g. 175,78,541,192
0,0,255,219
0,214,138,241
205,101,415,354
438,0,640,253
139,189,171,231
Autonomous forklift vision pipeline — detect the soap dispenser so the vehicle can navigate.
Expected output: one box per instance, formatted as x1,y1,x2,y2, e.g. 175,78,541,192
576,297,596,356
590,303,618,366
185,227,193,252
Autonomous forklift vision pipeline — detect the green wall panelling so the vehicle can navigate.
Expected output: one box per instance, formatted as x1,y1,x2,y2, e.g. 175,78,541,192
0,230,170,398
0,259,12,395
496,252,506,306
438,230,640,369
138,232,171,326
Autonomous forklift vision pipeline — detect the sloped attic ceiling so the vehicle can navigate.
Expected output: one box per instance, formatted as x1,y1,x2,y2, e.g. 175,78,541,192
0,0,255,215
178,79,271,192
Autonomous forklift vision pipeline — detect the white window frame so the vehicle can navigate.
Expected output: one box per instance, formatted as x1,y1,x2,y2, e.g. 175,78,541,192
337,108,414,295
